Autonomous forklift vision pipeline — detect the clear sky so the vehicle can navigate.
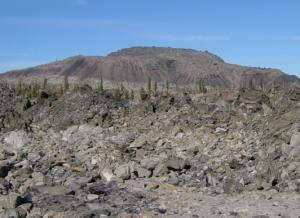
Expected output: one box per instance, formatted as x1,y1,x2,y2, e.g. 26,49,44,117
0,0,299,76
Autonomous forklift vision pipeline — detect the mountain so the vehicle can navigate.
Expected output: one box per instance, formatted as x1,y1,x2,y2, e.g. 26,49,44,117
0,46,298,87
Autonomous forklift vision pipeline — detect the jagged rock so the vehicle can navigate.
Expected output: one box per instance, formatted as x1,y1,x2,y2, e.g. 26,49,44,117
86,194,99,201
0,208,23,218
0,81,300,216
153,163,168,177
165,157,189,171
99,166,116,183
133,166,151,178
140,158,160,170
114,164,131,180
4,131,29,151
288,132,300,160
88,182,115,195
167,171,179,185
31,172,45,187
26,207,42,218
0,192,23,211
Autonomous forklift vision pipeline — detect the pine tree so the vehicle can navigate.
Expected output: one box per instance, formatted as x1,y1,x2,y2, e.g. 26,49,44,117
113,88,121,100
59,84,64,96
43,78,48,90
120,83,124,93
123,89,129,100
64,75,69,91
166,80,169,93
30,83,39,98
100,76,103,93
147,77,152,92
16,80,23,95
139,87,147,100
154,81,157,93
197,80,207,94
97,75,104,93
130,89,134,99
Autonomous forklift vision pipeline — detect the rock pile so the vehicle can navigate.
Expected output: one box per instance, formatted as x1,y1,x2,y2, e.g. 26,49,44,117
1,83,300,217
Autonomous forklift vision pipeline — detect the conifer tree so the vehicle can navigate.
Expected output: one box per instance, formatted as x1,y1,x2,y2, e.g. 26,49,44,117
154,81,157,93
64,75,69,91
43,78,48,90
147,77,152,92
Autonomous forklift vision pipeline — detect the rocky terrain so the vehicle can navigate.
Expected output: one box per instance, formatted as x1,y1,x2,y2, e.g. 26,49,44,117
1,47,299,88
1,79,300,217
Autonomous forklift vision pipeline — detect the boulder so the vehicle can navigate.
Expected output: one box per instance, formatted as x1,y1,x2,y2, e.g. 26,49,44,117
288,132,300,160
153,163,168,177
0,208,23,218
167,171,179,185
133,166,151,178
165,157,189,171
31,172,45,187
114,164,131,180
140,158,160,170
99,165,116,183
4,131,29,152
0,192,23,210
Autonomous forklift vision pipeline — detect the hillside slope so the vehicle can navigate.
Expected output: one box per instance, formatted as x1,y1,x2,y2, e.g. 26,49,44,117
0,46,298,87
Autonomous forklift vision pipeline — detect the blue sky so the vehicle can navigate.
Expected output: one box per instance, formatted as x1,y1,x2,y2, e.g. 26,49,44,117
0,0,300,76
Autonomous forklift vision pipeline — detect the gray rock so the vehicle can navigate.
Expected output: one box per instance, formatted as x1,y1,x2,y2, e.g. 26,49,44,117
168,171,179,185
153,163,168,177
0,193,23,210
133,166,151,178
252,216,270,218
31,172,45,186
288,132,300,160
140,158,160,170
114,164,131,180
165,157,189,171
4,131,29,152
86,194,99,201
0,208,21,218
99,166,117,183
